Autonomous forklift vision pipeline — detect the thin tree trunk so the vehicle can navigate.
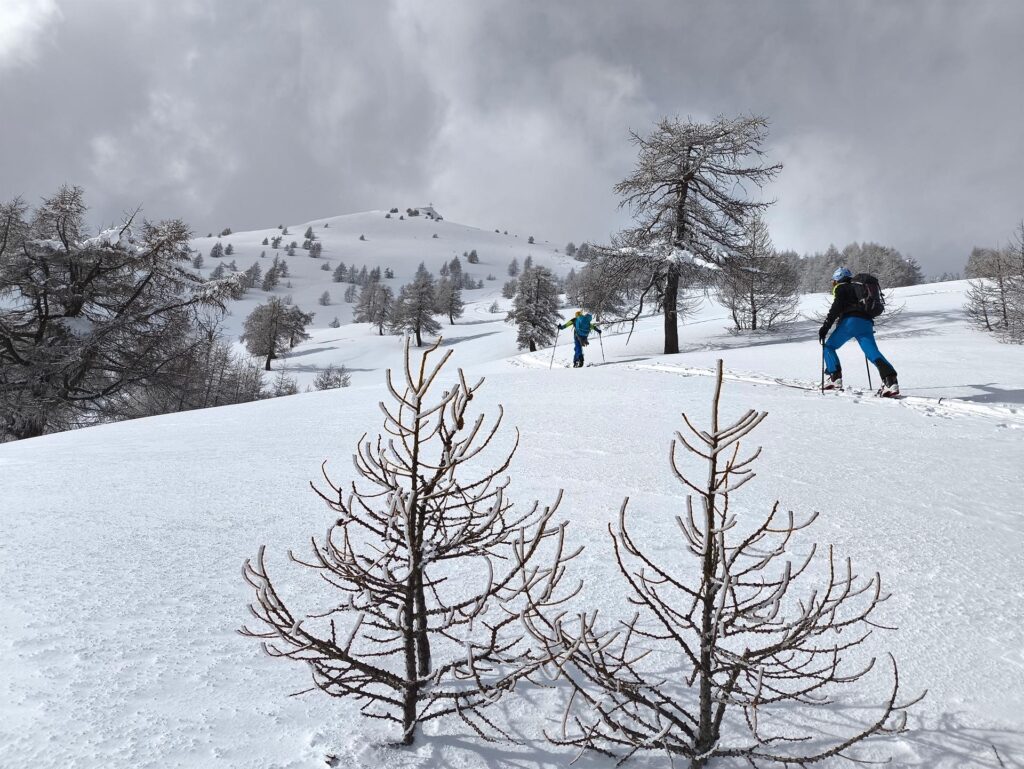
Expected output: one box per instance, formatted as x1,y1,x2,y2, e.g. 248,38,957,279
664,263,680,354
694,364,723,767
665,178,690,355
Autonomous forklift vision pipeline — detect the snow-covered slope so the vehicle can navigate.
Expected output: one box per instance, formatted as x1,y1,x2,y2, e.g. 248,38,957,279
2,280,1023,768
191,208,575,342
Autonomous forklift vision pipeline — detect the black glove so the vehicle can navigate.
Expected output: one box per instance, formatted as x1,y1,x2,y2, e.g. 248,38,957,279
818,326,828,343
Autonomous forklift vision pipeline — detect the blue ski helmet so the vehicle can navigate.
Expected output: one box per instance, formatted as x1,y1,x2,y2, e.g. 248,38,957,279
832,267,852,281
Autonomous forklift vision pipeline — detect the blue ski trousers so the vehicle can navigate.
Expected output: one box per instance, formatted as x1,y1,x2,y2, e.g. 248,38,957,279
573,333,586,365
823,316,897,378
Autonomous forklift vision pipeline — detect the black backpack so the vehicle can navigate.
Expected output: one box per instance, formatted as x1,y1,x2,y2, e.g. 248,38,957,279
851,273,885,318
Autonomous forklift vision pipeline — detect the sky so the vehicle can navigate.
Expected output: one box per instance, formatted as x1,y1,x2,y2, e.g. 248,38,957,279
1,1,1022,275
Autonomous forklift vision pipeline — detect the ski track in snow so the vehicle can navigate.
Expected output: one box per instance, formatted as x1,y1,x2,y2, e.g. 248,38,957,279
629,362,1024,429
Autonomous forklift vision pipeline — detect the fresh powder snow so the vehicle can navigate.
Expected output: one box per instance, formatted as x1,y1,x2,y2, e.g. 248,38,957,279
1,213,1022,768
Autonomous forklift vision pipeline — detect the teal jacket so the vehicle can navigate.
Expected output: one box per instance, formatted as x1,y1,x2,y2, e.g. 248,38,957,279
560,314,601,337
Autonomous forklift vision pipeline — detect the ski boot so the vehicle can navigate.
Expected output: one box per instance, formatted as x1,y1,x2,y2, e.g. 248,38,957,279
877,375,900,398
822,370,843,392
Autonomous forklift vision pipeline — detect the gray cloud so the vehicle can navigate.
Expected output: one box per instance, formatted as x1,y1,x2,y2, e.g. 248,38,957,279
2,0,1022,273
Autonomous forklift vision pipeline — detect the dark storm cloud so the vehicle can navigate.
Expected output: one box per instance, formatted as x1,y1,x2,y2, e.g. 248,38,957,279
2,1,1022,273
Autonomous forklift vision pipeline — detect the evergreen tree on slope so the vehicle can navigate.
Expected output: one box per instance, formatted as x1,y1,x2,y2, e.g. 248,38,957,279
506,265,561,352
390,263,440,346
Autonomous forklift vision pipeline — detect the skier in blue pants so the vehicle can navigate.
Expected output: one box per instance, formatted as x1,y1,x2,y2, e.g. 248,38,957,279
559,310,601,368
819,267,899,396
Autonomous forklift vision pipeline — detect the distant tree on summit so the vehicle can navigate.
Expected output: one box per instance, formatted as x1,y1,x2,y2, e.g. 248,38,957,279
304,226,315,240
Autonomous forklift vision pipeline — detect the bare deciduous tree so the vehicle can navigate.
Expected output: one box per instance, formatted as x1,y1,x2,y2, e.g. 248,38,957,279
964,240,1024,342
717,214,799,331
241,340,578,745
524,361,920,767
596,115,782,353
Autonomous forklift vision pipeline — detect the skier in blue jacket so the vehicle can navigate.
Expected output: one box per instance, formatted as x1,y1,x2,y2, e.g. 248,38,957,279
559,310,601,368
819,267,899,397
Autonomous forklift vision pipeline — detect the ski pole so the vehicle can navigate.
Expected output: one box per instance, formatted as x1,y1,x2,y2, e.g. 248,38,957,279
549,327,560,369
865,355,873,390
598,331,606,363
820,340,825,395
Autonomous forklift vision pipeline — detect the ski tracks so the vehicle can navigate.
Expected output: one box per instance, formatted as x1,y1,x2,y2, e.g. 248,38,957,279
629,362,1024,429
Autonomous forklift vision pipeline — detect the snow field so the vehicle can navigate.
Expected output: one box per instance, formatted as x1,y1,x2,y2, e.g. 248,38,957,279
1,251,1023,767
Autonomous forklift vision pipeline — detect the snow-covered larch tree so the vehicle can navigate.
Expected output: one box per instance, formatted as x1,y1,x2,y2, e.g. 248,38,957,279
354,281,394,335
240,298,313,370
433,276,464,325
505,265,561,352
595,115,782,353
717,213,799,331
0,186,234,440
390,262,440,346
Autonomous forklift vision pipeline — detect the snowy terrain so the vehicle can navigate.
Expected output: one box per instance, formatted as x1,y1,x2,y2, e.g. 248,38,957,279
2,216,1023,768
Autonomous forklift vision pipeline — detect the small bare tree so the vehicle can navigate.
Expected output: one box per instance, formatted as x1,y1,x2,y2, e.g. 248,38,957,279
525,361,920,767
241,339,578,746
717,214,799,331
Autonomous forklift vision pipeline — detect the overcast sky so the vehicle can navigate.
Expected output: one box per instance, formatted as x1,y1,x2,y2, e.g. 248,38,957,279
2,1,1022,274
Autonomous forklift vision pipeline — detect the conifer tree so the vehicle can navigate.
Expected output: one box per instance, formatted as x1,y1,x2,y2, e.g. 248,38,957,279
0,187,234,439
261,266,279,292
390,263,441,346
354,282,394,335
312,364,350,390
718,214,799,331
505,266,561,352
433,276,465,325
598,115,782,353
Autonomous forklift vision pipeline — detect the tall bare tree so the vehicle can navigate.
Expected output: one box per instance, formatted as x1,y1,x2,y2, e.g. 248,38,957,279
598,115,782,353
524,361,920,767
241,340,578,745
